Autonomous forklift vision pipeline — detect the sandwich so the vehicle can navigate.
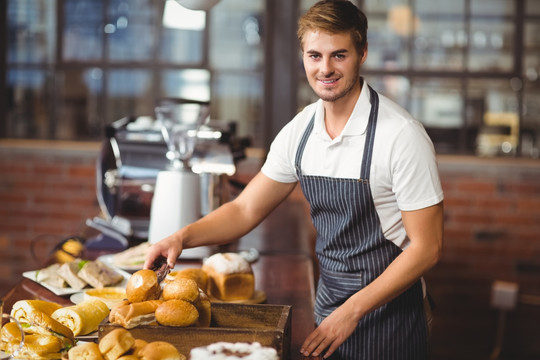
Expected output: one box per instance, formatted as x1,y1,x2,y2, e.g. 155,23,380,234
35,263,66,289
0,322,65,360
57,261,87,290
77,260,124,289
10,300,75,351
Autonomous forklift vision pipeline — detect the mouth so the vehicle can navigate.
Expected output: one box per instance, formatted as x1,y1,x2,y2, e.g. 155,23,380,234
317,78,339,88
319,78,338,84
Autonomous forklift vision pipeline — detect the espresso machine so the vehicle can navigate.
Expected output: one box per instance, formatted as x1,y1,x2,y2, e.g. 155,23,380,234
92,98,245,256
148,99,208,247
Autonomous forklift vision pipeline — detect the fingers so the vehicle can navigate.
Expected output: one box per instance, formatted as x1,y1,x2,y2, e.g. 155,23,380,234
167,249,180,268
302,332,341,359
143,247,158,269
143,242,178,270
301,329,329,357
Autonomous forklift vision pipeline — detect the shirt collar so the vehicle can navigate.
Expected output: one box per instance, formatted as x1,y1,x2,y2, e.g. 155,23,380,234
313,79,372,141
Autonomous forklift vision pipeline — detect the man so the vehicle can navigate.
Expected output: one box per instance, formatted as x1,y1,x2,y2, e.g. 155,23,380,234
145,1,444,358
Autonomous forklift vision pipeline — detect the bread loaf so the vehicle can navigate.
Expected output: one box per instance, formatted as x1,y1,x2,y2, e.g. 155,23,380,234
202,253,255,301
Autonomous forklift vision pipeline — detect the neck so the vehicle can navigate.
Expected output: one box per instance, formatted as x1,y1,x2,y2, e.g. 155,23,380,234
323,81,362,139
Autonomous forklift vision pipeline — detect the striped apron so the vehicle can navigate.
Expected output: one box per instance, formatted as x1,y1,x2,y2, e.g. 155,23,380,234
295,86,428,359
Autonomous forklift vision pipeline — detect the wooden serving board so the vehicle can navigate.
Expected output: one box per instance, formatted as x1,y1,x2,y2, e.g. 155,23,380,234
98,302,291,359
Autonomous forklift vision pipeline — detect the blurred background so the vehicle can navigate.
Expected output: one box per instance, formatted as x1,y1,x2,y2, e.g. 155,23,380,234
0,0,539,359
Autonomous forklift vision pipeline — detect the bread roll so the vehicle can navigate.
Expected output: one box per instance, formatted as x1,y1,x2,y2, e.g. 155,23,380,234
108,300,163,329
117,356,140,360
68,342,104,360
202,253,255,301
99,328,135,360
162,277,199,302
126,269,161,303
155,300,198,327
132,338,149,357
139,341,185,360
193,289,211,327
52,299,110,336
172,268,208,291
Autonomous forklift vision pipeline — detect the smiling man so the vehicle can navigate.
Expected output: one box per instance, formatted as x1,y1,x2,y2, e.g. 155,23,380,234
145,1,444,359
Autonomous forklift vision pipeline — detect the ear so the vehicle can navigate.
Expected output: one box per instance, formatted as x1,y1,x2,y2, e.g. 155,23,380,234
359,43,368,65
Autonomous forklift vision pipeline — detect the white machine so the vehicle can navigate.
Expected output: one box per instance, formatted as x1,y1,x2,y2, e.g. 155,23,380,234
148,99,208,246
93,98,244,255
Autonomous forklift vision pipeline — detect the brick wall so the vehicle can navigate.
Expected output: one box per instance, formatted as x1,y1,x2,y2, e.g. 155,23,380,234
0,141,101,295
438,157,540,292
1,142,540,298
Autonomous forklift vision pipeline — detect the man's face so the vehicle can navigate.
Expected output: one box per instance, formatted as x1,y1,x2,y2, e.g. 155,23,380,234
302,30,367,103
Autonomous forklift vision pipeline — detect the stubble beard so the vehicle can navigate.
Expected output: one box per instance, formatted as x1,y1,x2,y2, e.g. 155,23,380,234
313,67,361,103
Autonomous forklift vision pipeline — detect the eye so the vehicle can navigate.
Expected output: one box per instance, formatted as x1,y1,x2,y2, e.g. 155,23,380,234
309,54,321,60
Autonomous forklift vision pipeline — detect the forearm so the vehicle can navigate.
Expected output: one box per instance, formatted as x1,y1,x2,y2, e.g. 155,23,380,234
179,200,263,249
144,172,298,269
344,202,444,321
345,240,440,321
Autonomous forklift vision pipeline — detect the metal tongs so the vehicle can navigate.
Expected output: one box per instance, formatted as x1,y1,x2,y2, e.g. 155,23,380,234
150,255,170,283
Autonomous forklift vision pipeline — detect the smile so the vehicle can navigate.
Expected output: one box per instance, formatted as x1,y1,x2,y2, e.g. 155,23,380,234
319,79,338,85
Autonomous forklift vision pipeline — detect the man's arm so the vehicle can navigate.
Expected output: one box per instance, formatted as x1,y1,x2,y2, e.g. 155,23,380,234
144,172,298,269
301,201,444,358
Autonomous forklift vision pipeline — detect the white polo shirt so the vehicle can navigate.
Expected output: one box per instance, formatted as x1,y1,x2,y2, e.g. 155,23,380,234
261,81,444,249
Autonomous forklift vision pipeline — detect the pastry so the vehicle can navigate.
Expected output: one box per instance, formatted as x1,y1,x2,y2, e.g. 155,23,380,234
52,298,110,336
189,342,278,360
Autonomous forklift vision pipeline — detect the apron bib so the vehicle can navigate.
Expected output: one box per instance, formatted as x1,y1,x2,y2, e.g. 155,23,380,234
295,86,427,360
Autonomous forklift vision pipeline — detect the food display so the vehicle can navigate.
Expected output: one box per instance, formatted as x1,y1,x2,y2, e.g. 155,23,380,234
189,341,279,360
67,328,186,360
2,251,283,359
51,299,110,336
109,269,211,330
202,253,255,301
29,259,126,294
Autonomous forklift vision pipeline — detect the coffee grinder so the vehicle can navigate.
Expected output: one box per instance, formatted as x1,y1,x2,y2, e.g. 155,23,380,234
148,99,210,245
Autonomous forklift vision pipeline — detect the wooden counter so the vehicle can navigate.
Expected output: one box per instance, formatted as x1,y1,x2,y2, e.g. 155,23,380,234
1,197,318,360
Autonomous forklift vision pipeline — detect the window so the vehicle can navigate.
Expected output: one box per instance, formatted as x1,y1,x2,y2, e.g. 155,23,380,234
297,0,539,157
2,0,265,145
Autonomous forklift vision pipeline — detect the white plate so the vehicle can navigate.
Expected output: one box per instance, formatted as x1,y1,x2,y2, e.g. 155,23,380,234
22,267,132,296
98,246,218,272
98,253,143,271
70,292,84,304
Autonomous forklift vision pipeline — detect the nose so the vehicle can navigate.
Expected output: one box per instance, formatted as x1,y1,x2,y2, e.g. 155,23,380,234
320,57,334,77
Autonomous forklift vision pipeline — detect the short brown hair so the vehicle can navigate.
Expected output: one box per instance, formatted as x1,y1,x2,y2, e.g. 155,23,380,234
297,0,368,54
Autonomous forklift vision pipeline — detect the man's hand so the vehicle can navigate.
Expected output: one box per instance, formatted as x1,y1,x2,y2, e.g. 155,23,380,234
300,302,360,358
143,234,182,270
